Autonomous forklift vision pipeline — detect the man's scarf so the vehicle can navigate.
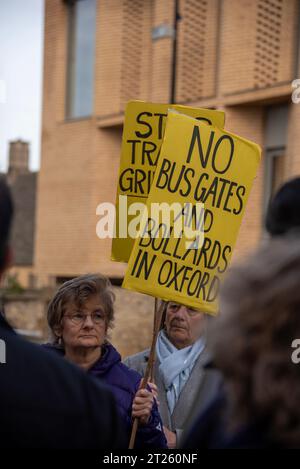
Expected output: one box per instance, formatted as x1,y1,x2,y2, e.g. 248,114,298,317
156,329,205,414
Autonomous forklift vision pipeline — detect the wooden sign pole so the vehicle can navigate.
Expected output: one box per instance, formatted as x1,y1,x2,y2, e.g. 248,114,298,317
128,298,164,449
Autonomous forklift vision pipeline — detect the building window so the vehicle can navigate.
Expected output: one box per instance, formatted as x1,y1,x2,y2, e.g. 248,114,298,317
28,273,37,289
263,104,289,219
55,276,75,286
66,0,97,119
264,149,285,216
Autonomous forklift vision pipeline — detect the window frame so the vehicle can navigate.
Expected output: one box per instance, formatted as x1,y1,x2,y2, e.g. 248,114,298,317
65,0,97,120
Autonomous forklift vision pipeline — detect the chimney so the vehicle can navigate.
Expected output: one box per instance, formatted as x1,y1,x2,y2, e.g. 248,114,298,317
8,140,30,182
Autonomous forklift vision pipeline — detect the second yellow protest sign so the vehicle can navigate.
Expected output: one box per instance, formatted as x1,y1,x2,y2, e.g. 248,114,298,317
111,101,225,263
122,112,261,315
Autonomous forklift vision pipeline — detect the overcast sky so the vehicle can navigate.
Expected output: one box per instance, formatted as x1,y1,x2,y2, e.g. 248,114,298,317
0,0,44,172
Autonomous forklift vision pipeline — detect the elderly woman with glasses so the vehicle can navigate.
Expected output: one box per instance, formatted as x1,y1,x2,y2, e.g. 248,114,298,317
43,274,166,449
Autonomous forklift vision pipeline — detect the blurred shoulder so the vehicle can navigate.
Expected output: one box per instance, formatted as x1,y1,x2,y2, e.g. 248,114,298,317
123,348,150,370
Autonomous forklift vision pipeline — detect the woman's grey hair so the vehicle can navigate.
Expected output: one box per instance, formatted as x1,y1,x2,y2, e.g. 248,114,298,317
47,273,115,344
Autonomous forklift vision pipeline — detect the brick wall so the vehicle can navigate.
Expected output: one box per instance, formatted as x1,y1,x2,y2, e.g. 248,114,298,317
3,287,154,358
35,0,300,284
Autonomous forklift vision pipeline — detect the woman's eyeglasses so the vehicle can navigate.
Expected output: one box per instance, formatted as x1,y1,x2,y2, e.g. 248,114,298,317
64,312,106,325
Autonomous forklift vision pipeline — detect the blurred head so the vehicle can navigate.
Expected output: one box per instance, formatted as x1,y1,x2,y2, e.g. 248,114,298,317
211,239,300,447
47,274,115,351
0,177,13,280
163,301,206,349
266,177,300,237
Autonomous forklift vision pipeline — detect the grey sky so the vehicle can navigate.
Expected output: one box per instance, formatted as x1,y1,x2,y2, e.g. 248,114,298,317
0,0,44,172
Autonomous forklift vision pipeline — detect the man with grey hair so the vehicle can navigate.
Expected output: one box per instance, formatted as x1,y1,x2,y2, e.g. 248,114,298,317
124,301,221,448
0,177,125,449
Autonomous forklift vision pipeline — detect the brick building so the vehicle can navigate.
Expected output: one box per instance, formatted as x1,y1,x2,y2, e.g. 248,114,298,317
35,0,300,288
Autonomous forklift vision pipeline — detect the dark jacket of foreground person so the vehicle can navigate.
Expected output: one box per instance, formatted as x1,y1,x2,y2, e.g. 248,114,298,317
0,315,125,449
43,342,167,449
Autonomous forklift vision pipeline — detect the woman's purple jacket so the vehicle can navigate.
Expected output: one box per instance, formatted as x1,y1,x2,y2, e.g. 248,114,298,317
43,342,167,449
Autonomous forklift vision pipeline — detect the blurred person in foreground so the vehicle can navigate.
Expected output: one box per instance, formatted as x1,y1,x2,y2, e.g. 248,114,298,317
266,177,300,237
184,239,300,449
0,177,124,449
124,301,222,448
44,274,167,449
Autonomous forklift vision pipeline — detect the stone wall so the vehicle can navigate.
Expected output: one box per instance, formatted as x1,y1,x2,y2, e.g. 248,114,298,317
2,287,155,359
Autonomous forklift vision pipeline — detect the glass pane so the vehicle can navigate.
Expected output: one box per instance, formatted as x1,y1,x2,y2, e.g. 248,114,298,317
263,152,285,220
67,0,97,119
271,154,285,197
265,105,289,150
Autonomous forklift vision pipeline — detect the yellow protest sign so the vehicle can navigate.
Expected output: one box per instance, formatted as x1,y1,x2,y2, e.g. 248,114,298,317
122,112,261,315
111,101,225,263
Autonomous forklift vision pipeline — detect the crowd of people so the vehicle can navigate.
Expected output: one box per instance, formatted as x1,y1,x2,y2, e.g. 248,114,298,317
1,176,300,449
